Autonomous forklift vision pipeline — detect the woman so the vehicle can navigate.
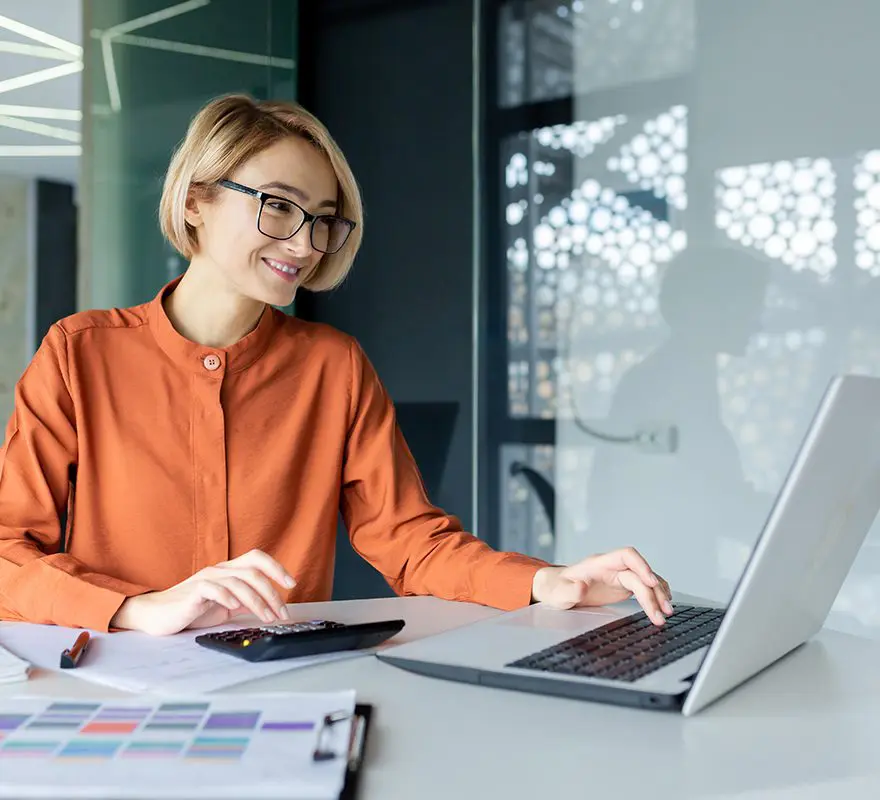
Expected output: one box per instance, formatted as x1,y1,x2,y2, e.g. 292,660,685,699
0,95,672,636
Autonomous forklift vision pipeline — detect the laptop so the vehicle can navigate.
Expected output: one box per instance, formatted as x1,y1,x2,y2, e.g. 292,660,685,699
377,374,880,715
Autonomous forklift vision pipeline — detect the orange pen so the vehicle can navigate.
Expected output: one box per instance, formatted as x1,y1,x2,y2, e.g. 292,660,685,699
60,631,90,669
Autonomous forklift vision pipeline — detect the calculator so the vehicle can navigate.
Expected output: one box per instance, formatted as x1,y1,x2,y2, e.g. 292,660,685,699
194,618,406,662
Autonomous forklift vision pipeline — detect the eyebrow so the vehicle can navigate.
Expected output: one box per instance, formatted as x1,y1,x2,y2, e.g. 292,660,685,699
258,181,337,211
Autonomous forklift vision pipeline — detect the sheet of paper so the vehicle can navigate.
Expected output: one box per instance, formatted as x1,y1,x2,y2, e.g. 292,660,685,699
0,620,363,694
0,643,30,684
0,691,355,799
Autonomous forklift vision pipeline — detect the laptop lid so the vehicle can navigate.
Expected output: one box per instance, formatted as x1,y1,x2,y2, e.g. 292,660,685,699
682,374,880,715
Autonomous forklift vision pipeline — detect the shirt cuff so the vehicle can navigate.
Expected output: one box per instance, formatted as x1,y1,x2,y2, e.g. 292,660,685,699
478,555,550,611
12,562,152,631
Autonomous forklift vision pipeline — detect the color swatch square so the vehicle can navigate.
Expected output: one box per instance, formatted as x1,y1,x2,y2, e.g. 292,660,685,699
0,714,29,732
261,720,314,731
121,740,185,759
185,736,249,760
0,740,59,758
144,702,209,731
203,712,260,731
57,739,123,760
93,706,151,721
29,702,99,730
81,721,139,735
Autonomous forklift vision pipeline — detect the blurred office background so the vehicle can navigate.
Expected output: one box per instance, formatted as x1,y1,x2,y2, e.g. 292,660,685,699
2,0,880,638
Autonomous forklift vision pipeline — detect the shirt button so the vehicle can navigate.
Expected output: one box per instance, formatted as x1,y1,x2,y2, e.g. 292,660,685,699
203,354,221,371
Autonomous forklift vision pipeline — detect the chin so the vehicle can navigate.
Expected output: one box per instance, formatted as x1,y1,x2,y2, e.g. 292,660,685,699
265,286,298,307
250,276,297,307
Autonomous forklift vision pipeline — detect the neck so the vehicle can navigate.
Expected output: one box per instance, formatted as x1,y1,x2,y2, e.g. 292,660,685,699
164,260,265,348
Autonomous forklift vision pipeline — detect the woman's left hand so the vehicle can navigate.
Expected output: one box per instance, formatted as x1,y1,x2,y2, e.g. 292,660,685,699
531,547,673,626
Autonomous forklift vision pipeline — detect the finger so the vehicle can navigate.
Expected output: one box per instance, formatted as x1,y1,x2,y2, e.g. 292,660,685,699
217,576,284,623
235,567,290,620
236,549,296,589
653,583,673,616
193,580,241,612
208,563,289,620
618,570,665,626
614,547,659,588
656,574,673,605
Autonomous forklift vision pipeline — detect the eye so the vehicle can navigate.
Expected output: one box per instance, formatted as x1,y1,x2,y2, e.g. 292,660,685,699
266,200,294,213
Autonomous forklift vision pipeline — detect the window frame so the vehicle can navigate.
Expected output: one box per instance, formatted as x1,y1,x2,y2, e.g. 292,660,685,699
477,0,691,550
478,0,568,549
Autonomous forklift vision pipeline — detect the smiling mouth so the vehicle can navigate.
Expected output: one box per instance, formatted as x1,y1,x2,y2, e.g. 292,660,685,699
263,258,302,282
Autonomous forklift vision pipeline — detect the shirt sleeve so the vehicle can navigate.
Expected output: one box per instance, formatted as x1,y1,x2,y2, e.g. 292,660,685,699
340,338,549,610
0,324,150,630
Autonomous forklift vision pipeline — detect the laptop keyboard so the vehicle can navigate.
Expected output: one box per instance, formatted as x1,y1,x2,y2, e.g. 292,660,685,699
506,604,724,683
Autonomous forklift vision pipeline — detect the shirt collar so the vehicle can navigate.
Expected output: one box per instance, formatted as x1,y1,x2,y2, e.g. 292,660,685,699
148,276,278,375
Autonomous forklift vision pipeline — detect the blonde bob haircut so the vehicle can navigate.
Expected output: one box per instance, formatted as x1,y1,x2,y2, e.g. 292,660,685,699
159,93,363,292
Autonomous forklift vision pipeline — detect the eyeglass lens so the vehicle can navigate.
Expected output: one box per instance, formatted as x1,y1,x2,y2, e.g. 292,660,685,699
259,198,350,253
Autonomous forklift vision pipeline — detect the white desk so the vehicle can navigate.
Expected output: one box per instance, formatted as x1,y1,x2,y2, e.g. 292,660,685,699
3,596,880,799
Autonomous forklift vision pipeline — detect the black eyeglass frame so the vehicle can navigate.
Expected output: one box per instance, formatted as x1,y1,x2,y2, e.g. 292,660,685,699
218,179,356,254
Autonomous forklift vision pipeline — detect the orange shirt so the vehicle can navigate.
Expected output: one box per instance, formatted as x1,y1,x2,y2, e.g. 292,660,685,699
0,278,547,631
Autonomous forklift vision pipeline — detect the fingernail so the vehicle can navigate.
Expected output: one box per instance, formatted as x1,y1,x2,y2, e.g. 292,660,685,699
663,600,674,615
284,576,296,588
280,606,290,620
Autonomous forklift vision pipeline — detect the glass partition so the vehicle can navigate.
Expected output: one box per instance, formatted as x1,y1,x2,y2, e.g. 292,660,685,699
489,0,880,639
80,0,297,311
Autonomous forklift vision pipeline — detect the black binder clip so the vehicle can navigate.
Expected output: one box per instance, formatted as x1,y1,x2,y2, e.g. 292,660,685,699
312,710,352,762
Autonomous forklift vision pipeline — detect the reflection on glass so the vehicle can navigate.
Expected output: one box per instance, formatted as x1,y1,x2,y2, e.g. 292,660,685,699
497,0,880,637
498,0,695,108
501,444,556,562
607,106,687,210
718,328,825,494
503,110,688,420
580,244,773,596
82,0,296,310
854,151,880,277
716,158,836,276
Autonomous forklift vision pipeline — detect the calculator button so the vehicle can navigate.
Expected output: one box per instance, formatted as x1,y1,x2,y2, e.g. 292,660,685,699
258,620,341,634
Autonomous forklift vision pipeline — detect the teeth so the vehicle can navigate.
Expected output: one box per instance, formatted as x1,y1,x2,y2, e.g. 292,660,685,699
267,259,299,275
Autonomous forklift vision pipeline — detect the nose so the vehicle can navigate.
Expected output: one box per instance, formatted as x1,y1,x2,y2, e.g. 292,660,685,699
284,221,314,257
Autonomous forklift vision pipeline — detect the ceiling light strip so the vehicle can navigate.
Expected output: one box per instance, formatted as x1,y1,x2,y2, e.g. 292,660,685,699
0,41,78,60
101,37,121,112
113,34,295,68
0,145,81,156
0,115,80,142
0,104,81,121
0,13,81,57
0,61,83,96
100,0,211,39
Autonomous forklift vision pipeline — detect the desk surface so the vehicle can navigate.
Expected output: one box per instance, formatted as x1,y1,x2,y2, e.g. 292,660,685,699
3,596,880,799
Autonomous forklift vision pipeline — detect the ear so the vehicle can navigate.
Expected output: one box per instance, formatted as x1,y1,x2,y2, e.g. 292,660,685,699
183,187,204,229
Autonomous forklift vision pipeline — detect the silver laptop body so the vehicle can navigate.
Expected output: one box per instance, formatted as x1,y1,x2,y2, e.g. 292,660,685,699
378,375,880,715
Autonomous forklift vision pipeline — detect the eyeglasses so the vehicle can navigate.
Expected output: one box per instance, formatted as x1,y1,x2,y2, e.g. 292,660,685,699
218,179,356,255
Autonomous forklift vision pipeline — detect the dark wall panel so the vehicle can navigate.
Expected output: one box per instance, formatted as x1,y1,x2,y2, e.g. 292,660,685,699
35,180,77,345
297,0,476,599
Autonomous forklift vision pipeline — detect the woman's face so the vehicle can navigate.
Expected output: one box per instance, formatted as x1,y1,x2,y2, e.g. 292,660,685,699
186,136,339,307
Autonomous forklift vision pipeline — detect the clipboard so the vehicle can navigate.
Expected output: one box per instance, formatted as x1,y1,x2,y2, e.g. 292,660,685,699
315,703,373,800
340,704,373,800
0,692,370,799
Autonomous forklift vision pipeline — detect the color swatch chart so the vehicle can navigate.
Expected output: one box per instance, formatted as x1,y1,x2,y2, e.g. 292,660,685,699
0,691,355,799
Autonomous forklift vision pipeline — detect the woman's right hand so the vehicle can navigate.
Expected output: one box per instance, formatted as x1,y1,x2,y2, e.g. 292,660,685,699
110,549,296,636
